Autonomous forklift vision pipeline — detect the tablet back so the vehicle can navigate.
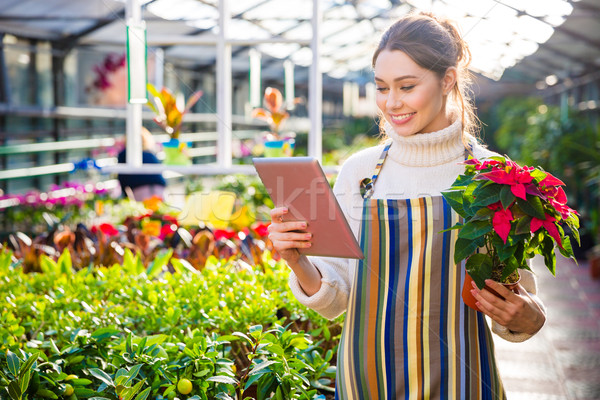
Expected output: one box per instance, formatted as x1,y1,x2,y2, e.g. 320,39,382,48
253,157,363,259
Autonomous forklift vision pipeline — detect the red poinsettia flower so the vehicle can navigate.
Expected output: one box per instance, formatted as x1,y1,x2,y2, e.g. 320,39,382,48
491,206,514,244
478,162,534,200
530,213,563,249
539,174,565,187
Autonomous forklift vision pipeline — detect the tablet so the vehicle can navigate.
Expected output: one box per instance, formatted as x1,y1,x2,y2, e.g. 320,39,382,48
253,157,364,259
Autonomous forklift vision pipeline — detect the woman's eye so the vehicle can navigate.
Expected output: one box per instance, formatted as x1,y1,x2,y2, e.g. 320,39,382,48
401,85,415,91
376,87,389,92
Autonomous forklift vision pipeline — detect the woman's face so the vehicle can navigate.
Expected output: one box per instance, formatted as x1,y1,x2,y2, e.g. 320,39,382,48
374,49,455,136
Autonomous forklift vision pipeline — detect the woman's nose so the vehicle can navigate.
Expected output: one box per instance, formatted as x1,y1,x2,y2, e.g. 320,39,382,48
388,90,404,109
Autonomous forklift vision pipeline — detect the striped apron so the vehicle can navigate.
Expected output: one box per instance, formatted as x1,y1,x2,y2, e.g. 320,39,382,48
335,143,505,399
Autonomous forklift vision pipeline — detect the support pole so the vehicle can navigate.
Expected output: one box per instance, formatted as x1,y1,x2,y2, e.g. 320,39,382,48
217,0,232,168
308,0,323,161
125,0,143,168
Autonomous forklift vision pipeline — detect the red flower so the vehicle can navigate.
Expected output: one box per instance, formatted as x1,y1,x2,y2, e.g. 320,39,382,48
476,159,504,170
479,163,533,200
214,229,236,241
97,223,119,236
530,213,563,249
492,207,514,244
159,223,178,240
539,174,565,187
252,223,270,237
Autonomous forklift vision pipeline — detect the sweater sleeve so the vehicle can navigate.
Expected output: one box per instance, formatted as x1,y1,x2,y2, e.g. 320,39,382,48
491,261,547,342
287,157,362,320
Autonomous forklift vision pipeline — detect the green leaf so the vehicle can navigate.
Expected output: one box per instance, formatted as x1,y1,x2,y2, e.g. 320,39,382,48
35,388,58,399
91,327,121,342
516,196,545,220
146,249,173,279
124,365,143,386
39,255,57,275
497,243,517,262
126,332,133,355
465,254,493,289
441,191,466,218
19,370,30,394
49,339,61,355
207,375,238,385
133,387,151,400
8,380,21,400
471,184,501,207
7,351,20,377
57,248,72,275
539,235,557,276
232,332,254,346
457,220,492,240
18,352,38,379
249,360,279,376
500,185,516,209
248,325,263,339
75,387,102,398
500,258,520,283
123,248,136,273
515,216,532,235
257,375,277,400
453,238,481,265
70,378,93,386
471,207,494,222
88,368,114,387
558,236,577,264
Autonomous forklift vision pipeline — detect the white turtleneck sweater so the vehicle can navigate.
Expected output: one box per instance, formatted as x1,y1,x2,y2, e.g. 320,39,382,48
288,119,544,343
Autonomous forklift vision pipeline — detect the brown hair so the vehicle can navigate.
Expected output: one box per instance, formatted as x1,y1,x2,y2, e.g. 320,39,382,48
372,12,478,140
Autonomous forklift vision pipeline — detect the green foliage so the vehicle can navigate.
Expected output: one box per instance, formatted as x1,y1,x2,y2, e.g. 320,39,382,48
0,249,340,399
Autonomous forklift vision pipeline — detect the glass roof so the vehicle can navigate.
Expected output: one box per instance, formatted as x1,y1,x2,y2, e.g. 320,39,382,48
0,0,580,80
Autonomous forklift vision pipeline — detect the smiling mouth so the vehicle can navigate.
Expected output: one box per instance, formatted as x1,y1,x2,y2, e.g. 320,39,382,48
389,113,415,123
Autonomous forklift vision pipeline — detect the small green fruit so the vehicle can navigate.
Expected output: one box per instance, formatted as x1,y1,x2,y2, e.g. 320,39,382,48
177,378,192,395
64,384,74,396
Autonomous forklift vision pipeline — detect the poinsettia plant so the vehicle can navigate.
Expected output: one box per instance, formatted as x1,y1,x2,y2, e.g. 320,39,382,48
442,156,580,289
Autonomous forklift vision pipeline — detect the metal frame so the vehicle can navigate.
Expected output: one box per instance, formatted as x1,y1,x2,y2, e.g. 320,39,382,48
111,0,324,175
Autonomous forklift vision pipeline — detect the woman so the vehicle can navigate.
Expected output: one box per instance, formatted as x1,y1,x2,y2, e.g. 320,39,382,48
268,12,546,399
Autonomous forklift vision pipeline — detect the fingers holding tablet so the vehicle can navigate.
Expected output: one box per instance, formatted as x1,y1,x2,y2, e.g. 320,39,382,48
269,207,312,262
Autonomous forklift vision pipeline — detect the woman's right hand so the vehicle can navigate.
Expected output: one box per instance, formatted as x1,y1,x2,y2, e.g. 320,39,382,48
268,207,312,265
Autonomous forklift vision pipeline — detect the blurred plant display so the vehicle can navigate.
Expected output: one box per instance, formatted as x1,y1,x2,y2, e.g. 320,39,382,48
0,246,341,399
0,176,344,399
0,182,116,236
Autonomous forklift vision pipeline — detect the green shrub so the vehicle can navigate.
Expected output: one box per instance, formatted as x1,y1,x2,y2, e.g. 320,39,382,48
0,249,340,399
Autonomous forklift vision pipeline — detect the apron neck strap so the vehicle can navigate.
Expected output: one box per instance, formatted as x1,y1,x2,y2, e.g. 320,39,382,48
360,139,474,200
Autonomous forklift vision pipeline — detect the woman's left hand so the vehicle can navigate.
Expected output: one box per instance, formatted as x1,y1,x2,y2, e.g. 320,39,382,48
471,279,546,335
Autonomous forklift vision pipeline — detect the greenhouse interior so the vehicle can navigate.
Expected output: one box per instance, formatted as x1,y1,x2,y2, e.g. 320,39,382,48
0,0,599,399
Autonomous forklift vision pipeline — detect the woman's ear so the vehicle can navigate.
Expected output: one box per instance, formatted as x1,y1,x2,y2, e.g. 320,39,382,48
442,67,458,95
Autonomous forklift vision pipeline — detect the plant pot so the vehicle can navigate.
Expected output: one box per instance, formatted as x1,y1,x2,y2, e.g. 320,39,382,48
264,138,295,158
163,139,191,166
462,271,521,312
